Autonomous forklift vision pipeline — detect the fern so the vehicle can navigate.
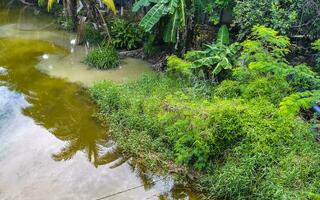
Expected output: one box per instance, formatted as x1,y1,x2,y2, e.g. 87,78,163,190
240,25,290,64
279,90,320,117
312,39,320,51
249,62,320,91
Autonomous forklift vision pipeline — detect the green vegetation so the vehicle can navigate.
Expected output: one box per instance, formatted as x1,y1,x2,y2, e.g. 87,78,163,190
313,39,320,71
233,0,320,39
55,16,76,31
110,18,144,50
167,25,239,80
85,45,120,70
84,25,104,45
91,26,320,199
20,0,320,199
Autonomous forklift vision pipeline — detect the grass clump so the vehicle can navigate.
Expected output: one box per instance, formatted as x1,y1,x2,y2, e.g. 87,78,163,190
85,45,120,70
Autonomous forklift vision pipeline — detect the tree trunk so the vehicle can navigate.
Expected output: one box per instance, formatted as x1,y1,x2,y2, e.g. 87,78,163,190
66,0,77,23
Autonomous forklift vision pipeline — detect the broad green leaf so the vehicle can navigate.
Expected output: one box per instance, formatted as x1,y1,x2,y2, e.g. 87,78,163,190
163,11,180,43
217,25,230,45
140,1,168,32
132,0,152,12
168,0,179,14
179,0,186,26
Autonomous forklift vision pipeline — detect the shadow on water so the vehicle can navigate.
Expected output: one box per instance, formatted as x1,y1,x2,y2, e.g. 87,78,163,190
0,5,200,200
0,38,118,166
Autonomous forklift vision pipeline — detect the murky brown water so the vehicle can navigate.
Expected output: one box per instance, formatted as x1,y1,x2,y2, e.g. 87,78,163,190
0,4,199,200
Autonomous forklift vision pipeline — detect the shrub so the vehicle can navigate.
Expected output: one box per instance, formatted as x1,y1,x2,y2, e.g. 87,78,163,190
312,39,320,71
110,18,144,50
279,90,320,117
55,16,76,31
233,0,320,40
84,25,104,45
166,25,240,80
85,45,120,70
166,55,193,78
240,25,290,64
91,69,320,198
239,26,320,92
214,80,241,98
241,76,291,104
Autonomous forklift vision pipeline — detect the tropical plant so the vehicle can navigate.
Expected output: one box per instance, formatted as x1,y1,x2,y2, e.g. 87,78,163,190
110,19,144,50
167,25,240,80
132,0,187,44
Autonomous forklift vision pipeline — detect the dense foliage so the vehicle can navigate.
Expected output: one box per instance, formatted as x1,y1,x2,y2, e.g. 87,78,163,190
91,26,320,199
110,19,144,50
167,25,239,80
85,45,120,70
84,25,104,45
313,39,320,71
233,0,320,39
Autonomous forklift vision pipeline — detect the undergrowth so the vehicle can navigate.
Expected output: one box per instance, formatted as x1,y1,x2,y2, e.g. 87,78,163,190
90,26,320,199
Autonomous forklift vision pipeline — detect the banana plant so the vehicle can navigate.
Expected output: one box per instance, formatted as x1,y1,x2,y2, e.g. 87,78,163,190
132,0,186,43
184,25,240,78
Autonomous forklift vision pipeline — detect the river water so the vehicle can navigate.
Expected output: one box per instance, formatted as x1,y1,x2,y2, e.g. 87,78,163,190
0,4,199,200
